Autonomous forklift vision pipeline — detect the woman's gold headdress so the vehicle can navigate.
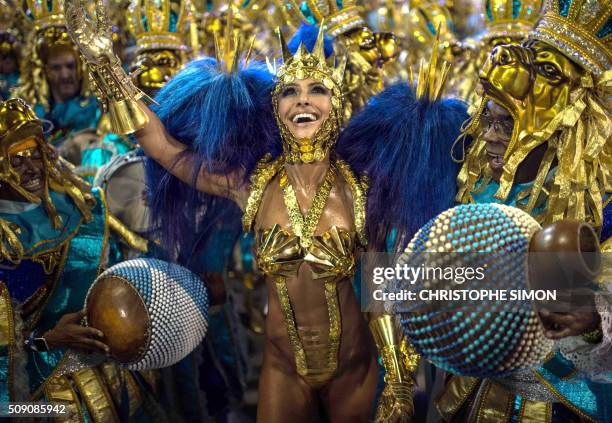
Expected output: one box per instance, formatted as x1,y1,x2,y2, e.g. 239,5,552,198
272,24,346,164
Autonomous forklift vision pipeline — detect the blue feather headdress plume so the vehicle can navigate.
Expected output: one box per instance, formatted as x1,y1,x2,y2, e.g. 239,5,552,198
145,57,280,264
288,23,334,57
337,83,469,252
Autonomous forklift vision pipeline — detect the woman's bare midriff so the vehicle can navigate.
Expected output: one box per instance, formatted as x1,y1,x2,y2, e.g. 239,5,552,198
264,268,377,385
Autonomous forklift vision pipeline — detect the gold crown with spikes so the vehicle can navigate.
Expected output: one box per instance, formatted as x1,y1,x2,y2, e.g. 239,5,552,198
274,23,346,97
23,0,65,31
127,0,196,54
213,5,254,73
482,0,544,41
280,0,366,37
409,28,452,101
21,0,76,59
530,0,611,76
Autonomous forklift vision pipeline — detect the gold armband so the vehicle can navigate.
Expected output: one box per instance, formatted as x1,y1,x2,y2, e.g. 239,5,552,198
88,59,149,135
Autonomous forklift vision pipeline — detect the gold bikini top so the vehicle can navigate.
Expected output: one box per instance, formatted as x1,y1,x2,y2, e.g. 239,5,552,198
242,155,368,282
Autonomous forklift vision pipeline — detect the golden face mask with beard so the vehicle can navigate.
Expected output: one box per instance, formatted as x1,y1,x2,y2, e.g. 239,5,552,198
457,39,610,228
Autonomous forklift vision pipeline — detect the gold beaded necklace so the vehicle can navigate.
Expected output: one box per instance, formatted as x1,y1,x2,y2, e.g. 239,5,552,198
279,162,336,249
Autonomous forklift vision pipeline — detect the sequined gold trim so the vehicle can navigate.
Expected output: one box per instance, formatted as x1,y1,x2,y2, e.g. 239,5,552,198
435,375,480,421
44,374,84,422
279,163,336,249
531,13,610,76
0,282,15,400
324,280,341,376
274,276,308,376
335,157,367,246
72,367,119,422
242,155,284,232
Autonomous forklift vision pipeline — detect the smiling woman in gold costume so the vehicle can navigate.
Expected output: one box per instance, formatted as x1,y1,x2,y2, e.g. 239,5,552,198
59,0,475,419
61,1,406,422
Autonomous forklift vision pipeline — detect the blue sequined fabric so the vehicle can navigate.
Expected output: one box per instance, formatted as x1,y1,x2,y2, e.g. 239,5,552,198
602,200,611,242
0,260,47,304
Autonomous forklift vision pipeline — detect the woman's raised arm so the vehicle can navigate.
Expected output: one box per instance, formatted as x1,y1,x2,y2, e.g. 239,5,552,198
63,0,246,205
135,103,246,203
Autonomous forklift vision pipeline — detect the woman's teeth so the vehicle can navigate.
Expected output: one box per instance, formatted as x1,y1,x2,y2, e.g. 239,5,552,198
292,113,317,123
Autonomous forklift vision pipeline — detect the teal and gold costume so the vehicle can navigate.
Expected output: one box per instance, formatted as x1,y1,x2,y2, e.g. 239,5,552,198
441,0,612,420
0,98,159,422
14,1,101,146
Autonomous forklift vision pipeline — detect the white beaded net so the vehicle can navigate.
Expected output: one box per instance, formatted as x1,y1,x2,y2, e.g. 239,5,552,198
389,204,554,377
86,258,209,370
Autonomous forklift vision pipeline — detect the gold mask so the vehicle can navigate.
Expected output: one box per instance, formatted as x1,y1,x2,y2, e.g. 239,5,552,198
272,26,346,164
0,99,50,203
479,40,584,157
133,49,182,96
340,26,398,66
457,39,610,230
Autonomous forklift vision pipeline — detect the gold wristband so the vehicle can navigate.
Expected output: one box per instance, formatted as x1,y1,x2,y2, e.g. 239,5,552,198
369,314,419,383
88,60,149,135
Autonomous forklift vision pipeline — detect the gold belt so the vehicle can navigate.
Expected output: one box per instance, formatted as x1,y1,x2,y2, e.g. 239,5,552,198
275,276,341,387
